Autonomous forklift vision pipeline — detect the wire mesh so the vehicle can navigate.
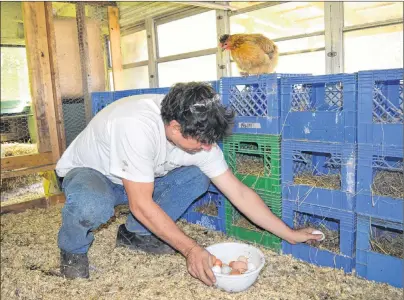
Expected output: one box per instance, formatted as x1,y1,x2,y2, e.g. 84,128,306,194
52,2,110,147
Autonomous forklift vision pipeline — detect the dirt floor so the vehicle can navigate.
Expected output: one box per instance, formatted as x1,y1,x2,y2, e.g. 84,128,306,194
1,205,402,300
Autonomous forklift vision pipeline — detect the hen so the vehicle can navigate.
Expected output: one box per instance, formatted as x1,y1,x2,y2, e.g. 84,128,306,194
219,33,279,76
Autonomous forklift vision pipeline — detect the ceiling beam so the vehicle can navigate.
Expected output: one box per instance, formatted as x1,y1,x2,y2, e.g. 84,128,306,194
174,1,238,11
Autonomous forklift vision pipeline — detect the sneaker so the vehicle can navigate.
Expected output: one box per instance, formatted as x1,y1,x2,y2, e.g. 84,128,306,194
116,224,177,255
60,250,89,279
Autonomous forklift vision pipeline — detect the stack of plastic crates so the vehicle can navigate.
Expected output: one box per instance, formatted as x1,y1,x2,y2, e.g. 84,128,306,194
355,68,403,288
280,74,358,273
220,74,307,251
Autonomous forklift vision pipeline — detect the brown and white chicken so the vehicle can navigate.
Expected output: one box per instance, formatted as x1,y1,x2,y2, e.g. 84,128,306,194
219,33,279,76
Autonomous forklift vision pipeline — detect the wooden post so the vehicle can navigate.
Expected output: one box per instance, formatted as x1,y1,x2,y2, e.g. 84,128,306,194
44,2,66,154
108,6,123,91
76,3,93,124
22,2,60,159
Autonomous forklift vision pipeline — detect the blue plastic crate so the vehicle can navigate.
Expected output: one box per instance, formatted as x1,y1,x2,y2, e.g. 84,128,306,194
220,73,309,135
281,73,357,143
358,68,403,147
282,200,356,273
92,81,221,116
356,215,403,288
91,87,170,116
356,144,403,223
282,140,357,211
183,189,226,233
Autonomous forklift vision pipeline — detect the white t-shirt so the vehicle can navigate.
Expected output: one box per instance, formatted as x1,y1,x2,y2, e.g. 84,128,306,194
56,94,229,185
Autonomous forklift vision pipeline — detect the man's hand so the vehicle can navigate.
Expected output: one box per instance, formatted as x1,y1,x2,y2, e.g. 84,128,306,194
186,244,216,286
289,227,324,244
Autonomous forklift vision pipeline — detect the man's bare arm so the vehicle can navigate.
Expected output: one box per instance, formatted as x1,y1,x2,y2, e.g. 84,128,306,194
211,170,321,244
122,178,216,285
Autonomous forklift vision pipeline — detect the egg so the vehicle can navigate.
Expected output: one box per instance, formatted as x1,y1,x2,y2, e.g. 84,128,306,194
221,264,231,275
212,265,222,274
231,261,248,273
247,262,256,272
312,230,325,241
230,269,241,275
214,258,222,267
237,255,249,263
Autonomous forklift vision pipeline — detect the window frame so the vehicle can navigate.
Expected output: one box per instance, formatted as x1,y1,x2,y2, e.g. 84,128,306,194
117,1,403,88
154,9,218,87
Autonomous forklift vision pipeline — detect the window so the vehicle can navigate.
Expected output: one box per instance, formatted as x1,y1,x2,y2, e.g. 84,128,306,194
277,51,325,75
230,2,325,75
121,66,149,90
343,2,403,72
119,30,149,90
344,24,403,73
158,55,216,87
344,2,403,27
0,46,31,104
276,35,325,54
157,11,217,57
231,2,324,39
121,30,148,64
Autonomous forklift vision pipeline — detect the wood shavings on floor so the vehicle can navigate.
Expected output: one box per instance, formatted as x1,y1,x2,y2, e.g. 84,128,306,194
1,206,402,300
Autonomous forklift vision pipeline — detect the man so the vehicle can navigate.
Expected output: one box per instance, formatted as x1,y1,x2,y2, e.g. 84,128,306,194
55,82,321,286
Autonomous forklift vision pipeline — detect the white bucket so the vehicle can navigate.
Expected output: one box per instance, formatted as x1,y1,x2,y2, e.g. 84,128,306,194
206,242,266,293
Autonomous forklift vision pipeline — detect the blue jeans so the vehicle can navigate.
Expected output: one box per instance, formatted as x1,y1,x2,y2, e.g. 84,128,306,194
58,166,210,254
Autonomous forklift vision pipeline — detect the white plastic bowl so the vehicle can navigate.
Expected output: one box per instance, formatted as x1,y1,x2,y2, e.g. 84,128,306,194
206,242,266,293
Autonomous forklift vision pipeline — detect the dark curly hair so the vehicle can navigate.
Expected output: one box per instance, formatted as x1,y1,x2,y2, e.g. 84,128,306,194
161,82,235,144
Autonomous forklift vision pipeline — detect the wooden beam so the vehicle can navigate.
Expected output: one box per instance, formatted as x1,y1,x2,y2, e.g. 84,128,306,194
1,164,56,179
173,1,238,11
1,152,54,171
76,3,93,124
0,193,65,215
45,2,66,155
22,2,52,153
108,6,124,91
22,2,61,161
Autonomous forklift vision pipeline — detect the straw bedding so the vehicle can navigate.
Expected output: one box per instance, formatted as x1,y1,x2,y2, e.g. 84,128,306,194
1,205,402,300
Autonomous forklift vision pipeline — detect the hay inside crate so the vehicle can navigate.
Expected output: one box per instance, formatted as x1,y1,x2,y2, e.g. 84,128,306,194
194,202,218,216
370,224,404,259
236,142,267,177
294,173,341,190
372,170,404,199
294,212,340,254
233,210,264,232
1,142,44,204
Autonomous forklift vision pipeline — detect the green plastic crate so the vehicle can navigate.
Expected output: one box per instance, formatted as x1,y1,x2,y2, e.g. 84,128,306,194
225,189,282,251
224,134,281,194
